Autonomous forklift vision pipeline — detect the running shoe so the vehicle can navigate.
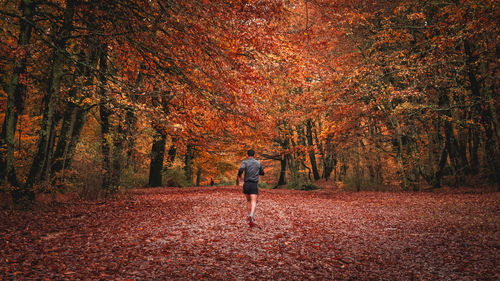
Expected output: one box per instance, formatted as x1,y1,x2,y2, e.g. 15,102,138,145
247,215,254,227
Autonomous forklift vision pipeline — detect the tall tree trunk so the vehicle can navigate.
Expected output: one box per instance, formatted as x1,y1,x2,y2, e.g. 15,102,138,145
51,100,77,177
184,144,194,186
322,136,335,181
482,82,499,191
306,120,320,181
339,155,348,181
457,121,470,175
419,115,447,189
195,167,202,186
2,0,35,193
464,40,500,189
445,123,461,187
288,133,300,184
167,142,177,167
124,67,143,171
484,127,500,191
97,45,111,190
51,42,99,178
425,95,449,189
396,130,408,191
39,111,61,181
433,140,449,188
148,126,166,187
100,103,111,190
51,103,88,177
277,153,287,186
123,67,145,171
276,128,289,186
111,121,125,188
469,129,479,175
125,108,137,170
25,0,76,193
296,125,310,182
63,108,88,168
370,125,384,184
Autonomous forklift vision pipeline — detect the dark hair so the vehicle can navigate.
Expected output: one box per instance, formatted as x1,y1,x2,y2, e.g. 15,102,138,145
247,149,255,156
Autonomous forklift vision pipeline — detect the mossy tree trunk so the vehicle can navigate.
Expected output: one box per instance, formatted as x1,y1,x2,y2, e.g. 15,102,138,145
50,46,98,178
24,0,76,200
2,0,35,190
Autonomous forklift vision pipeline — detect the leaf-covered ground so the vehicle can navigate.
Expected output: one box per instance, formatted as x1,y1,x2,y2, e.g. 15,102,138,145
1,187,499,280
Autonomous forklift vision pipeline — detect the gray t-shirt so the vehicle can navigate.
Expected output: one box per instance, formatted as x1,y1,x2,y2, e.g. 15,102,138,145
238,158,264,183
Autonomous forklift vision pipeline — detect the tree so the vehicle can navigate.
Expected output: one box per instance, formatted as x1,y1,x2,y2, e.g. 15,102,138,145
2,0,35,192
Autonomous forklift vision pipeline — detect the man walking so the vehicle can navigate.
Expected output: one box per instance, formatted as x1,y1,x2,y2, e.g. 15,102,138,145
237,149,264,227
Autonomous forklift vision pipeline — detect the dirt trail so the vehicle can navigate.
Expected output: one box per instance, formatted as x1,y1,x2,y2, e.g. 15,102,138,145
1,187,498,280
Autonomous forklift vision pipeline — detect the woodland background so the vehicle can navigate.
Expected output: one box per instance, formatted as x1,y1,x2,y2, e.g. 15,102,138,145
0,0,499,205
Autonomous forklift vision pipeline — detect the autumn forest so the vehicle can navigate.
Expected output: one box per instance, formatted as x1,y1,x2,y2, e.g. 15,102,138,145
1,0,499,200
0,0,499,279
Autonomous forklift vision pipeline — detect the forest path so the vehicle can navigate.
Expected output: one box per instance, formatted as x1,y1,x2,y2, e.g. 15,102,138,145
1,187,498,280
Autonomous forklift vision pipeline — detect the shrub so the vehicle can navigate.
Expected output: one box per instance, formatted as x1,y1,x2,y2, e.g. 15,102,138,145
342,175,379,191
76,164,105,200
120,166,148,188
163,167,190,187
286,180,319,191
258,181,272,189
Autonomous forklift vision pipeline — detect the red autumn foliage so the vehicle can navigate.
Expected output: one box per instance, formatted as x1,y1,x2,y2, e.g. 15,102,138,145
1,187,498,280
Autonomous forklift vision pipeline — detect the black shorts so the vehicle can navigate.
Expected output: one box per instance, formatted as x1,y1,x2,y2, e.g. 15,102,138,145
243,181,259,195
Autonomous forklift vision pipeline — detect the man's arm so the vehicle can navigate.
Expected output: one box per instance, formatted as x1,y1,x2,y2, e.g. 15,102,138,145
259,165,264,176
236,163,245,186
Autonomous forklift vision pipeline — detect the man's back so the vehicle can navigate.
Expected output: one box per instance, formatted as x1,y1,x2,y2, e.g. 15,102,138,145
240,158,264,183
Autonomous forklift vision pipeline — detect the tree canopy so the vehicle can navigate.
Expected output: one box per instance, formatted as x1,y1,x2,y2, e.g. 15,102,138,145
1,0,498,203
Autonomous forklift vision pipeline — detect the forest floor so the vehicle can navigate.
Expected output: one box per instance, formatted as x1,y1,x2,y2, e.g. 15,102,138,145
0,186,499,280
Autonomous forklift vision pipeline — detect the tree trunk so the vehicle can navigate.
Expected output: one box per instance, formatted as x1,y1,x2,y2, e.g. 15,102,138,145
277,153,287,186
50,45,97,177
25,0,76,192
396,131,408,191
100,103,111,190
51,100,77,177
2,0,35,194
125,66,144,170
95,42,112,190
148,126,167,187
464,40,500,189
322,136,336,181
469,129,479,175
167,142,177,166
306,120,320,181
125,109,137,170
196,167,202,186
184,144,194,186
276,128,290,187
111,121,125,188
40,111,61,181
51,104,88,177
433,140,449,188
64,108,88,168
51,40,98,179
424,92,449,189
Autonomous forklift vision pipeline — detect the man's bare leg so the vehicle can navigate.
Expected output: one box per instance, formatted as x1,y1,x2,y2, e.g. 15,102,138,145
245,194,251,215
250,194,258,219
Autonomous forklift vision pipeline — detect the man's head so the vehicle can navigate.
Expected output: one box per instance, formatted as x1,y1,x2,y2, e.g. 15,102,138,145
247,149,255,157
